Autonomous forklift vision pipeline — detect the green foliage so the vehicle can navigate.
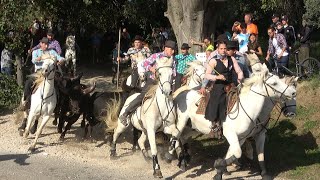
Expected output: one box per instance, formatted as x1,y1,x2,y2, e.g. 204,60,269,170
0,74,22,109
303,0,320,28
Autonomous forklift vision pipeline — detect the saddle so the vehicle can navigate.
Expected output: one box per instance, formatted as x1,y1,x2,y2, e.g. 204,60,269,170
196,91,210,115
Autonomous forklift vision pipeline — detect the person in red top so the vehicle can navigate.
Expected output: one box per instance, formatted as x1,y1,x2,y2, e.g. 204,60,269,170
244,13,258,35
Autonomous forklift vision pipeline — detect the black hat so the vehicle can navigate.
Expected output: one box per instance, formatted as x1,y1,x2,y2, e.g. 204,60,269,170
133,35,143,42
47,29,54,36
281,15,288,21
164,40,176,49
227,41,239,50
40,37,49,44
272,13,280,18
181,43,191,49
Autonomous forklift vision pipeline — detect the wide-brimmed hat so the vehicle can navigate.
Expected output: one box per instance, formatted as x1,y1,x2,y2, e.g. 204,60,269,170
40,37,49,44
181,43,191,49
133,35,143,42
164,40,176,49
227,41,239,50
214,34,229,43
47,29,54,36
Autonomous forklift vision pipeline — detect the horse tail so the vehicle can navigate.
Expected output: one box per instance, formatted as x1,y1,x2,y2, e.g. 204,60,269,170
104,93,122,132
173,85,190,99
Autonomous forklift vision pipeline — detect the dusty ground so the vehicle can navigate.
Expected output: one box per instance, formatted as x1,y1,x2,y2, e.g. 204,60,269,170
0,65,278,180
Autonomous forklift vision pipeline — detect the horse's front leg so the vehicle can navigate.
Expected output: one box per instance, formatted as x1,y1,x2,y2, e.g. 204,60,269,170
254,130,272,180
18,111,29,136
146,128,163,178
28,115,51,153
132,127,141,152
72,56,76,76
137,131,149,161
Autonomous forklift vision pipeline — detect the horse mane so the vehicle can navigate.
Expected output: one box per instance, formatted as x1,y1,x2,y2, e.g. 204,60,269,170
173,85,190,99
144,84,159,99
244,53,260,66
32,71,45,89
240,72,265,95
157,56,173,67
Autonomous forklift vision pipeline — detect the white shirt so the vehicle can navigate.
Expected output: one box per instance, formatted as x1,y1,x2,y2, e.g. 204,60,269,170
272,38,288,56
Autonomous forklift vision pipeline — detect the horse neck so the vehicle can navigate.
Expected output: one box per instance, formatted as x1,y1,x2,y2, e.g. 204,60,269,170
187,76,200,88
154,86,173,116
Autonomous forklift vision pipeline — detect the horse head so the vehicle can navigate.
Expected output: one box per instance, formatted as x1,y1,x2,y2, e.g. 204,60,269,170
66,35,75,48
41,54,56,79
261,64,297,100
186,60,206,86
156,56,174,97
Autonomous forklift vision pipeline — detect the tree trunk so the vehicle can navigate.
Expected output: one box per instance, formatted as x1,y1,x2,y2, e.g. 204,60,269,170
15,55,24,86
165,0,221,54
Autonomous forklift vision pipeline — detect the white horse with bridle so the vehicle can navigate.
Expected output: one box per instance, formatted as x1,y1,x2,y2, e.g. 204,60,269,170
106,56,180,178
166,63,297,179
65,35,76,75
23,56,57,152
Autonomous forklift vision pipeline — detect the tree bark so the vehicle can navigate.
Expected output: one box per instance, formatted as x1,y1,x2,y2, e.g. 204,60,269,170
15,55,24,86
165,0,220,54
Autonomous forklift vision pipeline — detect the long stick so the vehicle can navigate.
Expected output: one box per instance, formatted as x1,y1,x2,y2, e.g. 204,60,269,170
116,27,121,89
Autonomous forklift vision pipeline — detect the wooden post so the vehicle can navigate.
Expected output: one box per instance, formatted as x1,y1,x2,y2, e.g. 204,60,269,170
116,27,121,89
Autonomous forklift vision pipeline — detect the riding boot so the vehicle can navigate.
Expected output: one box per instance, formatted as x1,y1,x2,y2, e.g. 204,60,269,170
119,96,143,126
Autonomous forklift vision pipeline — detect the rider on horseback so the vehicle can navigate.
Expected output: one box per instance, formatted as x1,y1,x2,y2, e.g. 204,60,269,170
123,35,151,88
19,37,65,129
119,40,176,126
204,40,243,139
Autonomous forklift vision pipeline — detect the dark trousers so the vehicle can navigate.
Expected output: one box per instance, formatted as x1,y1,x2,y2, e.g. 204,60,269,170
175,73,183,91
123,77,156,115
276,55,289,75
24,78,34,101
130,67,139,87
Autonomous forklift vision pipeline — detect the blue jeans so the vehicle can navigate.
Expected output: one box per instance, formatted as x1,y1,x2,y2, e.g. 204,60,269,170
1,67,12,75
276,55,289,75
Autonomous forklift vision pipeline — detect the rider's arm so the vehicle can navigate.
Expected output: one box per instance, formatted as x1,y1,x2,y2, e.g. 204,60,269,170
205,59,218,81
53,40,62,55
144,53,158,72
32,43,40,51
31,50,41,64
231,56,244,81
50,50,64,62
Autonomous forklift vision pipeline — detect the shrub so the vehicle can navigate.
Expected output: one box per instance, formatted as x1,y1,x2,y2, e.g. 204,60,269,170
0,73,22,109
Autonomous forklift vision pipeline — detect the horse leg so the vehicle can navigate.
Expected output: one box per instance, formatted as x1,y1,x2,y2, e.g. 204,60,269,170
147,129,163,178
72,56,76,76
23,112,38,138
254,131,272,180
28,115,50,153
110,122,128,158
132,127,141,152
30,119,39,134
213,132,241,180
137,131,149,161
18,111,28,136
57,114,66,134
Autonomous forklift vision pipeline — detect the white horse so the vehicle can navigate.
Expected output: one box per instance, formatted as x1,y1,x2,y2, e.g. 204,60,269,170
23,57,57,152
106,56,180,178
167,63,297,179
65,35,77,75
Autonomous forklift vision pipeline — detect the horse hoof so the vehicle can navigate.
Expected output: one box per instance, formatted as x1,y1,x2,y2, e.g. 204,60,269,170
110,151,117,158
28,147,36,153
213,173,222,180
142,150,151,161
19,129,25,137
132,145,140,152
164,152,174,163
179,162,187,172
262,174,273,180
30,127,37,134
153,169,163,178
57,128,62,134
53,120,57,126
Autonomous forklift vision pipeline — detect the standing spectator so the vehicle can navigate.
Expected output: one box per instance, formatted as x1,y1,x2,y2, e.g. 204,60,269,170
1,47,13,75
271,13,280,30
298,18,312,61
226,41,250,79
160,27,169,40
244,13,258,35
247,33,263,56
152,28,165,53
30,29,62,55
276,22,284,34
266,27,289,74
232,23,249,54
90,30,102,64
121,28,131,52
174,43,195,90
191,37,214,54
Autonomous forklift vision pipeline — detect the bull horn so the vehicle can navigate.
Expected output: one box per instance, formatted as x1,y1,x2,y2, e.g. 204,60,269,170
71,72,83,82
82,82,96,95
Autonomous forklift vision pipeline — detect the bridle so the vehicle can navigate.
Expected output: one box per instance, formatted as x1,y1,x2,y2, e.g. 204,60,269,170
190,68,205,85
155,65,173,95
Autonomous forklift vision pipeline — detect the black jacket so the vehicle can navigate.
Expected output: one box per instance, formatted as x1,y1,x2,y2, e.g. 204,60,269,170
283,25,296,47
300,26,312,46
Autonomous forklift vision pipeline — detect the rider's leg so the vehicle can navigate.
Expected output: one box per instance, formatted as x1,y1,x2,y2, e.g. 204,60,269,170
174,73,183,91
130,67,139,87
119,78,155,125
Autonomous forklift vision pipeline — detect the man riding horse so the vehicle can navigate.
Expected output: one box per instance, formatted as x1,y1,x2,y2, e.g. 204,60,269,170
123,35,151,88
19,37,65,131
119,40,176,126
